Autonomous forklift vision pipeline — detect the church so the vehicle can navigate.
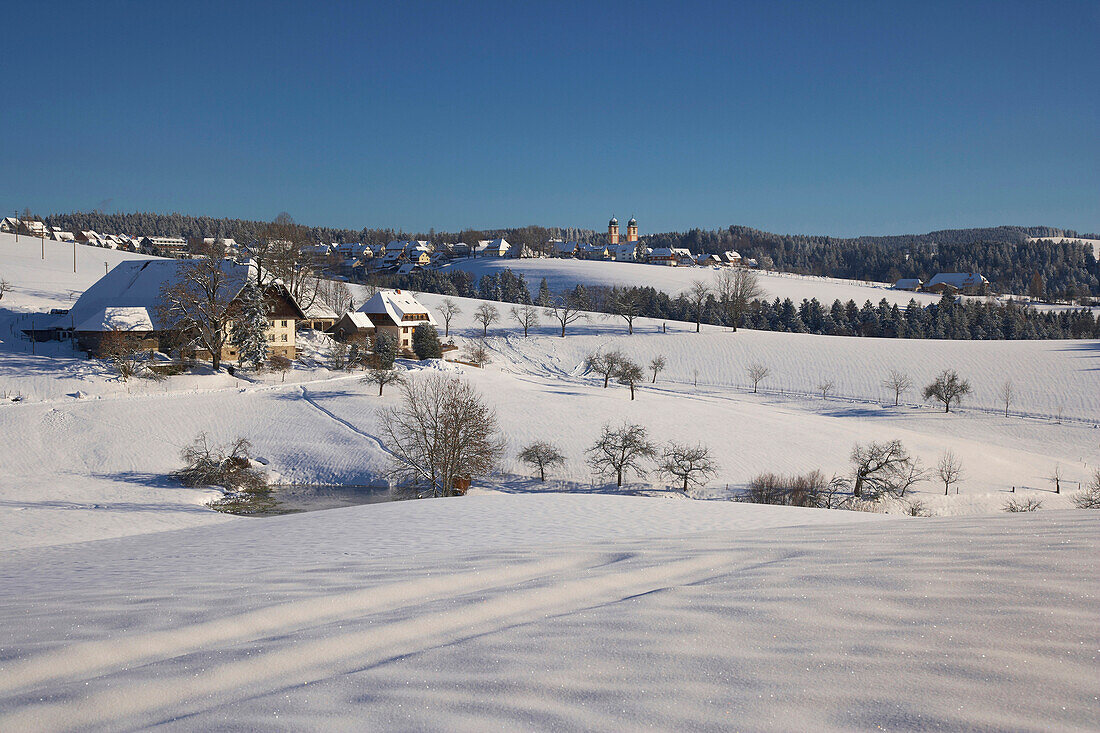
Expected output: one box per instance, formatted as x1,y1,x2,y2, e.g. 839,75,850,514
605,216,644,260
607,216,638,244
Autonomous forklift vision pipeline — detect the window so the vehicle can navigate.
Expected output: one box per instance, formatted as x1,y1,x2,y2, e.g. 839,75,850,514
268,334,275,341
281,320,287,327
281,334,287,341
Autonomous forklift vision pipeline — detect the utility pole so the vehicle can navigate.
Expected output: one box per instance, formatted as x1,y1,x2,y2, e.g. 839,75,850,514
104,261,108,275
73,240,77,273
41,231,45,259
13,211,18,243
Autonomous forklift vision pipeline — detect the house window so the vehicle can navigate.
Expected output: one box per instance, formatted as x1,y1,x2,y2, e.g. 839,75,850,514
268,334,276,341
281,334,287,341
281,320,287,327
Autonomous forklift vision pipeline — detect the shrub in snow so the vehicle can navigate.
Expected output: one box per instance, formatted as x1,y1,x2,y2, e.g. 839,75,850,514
463,340,491,367
905,499,932,517
1071,470,1100,509
174,433,267,493
745,470,846,508
1003,497,1043,513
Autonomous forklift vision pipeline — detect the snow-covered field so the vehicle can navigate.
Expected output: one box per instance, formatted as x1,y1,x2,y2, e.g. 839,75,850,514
447,255,944,306
1028,235,1100,257
1,233,1099,729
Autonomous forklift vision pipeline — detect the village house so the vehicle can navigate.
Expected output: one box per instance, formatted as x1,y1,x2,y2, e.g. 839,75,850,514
46,259,305,361
721,250,742,266
475,238,511,257
0,217,20,233
697,253,723,267
298,300,339,331
647,247,677,265
330,290,438,354
140,236,189,257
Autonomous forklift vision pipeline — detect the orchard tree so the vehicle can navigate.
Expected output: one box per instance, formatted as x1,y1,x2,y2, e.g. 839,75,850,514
585,350,624,388
473,303,500,336
657,442,718,493
882,369,912,406
685,280,711,333
650,355,666,383
923,370,972,413
586,423,656,488
714,268,763,330
438,298,461,337
362,367,403,396
544,295,586,337
615,357,645,400
518,441,565,481
746,363,770,393
850,440,926,498
509,303,540,337
937,449,964,495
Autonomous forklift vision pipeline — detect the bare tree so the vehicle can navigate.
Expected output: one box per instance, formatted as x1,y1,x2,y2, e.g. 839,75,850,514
658,442,717,493
850,440,927,498
746,363,770,393
614,357,645,400
923,370,972,413
585,350,624,388
463,340,491,367
882,369,912,407
1071,469,1100,509
937,449,964,495
817,378,835,399
362,367,404,396
509,303,540,337
0,276,10,301
518,441,565,481
438,298,461,337
543,295,586,337
586,423,656,488
685,280,711,333
157,258,239,371
611,289,644,334
714,269,763,330
473,303,500,337
1048,465,1063,494
650,355,666,383
316,279,352,315
998,380,1014,418
380,374,505,497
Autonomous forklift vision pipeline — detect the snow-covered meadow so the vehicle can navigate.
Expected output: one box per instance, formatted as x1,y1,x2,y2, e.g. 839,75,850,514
1,233,1098,729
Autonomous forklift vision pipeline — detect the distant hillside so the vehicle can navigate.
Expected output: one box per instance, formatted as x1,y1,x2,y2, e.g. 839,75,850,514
42,210,1099,298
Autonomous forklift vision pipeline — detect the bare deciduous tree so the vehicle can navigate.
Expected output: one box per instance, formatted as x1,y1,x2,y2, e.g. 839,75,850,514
0,276,11,301
998,380,1014,418
611,289,644,334
882,369,912,407
746,362,770,393
650,355,666,383
543,295,586,337
685,280,711,333
473,303,500,337
518,441,565,481
157,258,239,371
585,350,624,388
509,303,540,337
937,449,964,495
96,329,151,381
438,298,461,337
267,354,292,382
817,378,835,399
586,423,656,488
362,367,404,396
714,268,763,330
923,369,972,413
850,440,927,498
380,374,505,497
614,357,645,400
1048,465,1063,494
657,442,717,493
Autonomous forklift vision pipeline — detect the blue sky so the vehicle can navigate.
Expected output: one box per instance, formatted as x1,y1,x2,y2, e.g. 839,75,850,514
2,1,1097,236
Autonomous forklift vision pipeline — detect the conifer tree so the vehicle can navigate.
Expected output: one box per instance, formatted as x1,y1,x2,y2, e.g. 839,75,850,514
230,281,269,370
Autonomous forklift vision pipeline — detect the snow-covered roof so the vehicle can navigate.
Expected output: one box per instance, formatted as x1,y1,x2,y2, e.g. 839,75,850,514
927,273,988,288
338,312,375,329
75,306,156,333
893,278,923,290
648,247,674,258
66,258,295,330
722,250,741,261
357,289,437,326
301,301,338,319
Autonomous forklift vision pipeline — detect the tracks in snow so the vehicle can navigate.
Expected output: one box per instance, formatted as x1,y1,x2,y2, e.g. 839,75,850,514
0,549,733,731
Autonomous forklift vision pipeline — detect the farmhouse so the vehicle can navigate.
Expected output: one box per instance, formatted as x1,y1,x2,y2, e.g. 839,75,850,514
893,278,923,291
476,238,511,257
647,247,677,265
52,259,305,360
926,273,989,295
299,300,338,331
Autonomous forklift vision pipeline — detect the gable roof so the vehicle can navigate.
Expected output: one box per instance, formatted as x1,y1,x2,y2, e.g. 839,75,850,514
927,273,988,288
75,306,156,333
357,289,437,326
66,258,303,330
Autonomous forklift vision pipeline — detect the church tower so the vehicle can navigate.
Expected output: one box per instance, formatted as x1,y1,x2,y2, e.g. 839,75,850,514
627,216,638,242
608,216,620,244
